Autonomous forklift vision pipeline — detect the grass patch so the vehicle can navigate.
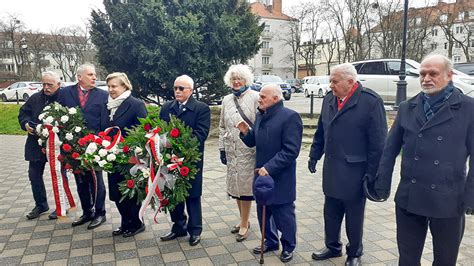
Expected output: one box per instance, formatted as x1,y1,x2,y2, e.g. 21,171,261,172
0,104,25,135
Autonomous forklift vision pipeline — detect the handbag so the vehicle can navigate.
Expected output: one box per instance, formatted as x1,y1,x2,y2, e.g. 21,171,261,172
233,96,254,128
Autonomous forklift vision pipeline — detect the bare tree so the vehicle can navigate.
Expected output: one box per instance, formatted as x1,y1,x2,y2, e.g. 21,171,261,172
298,2,321,76
406,5,435,62
24,31,49,80
371,0,404,58
282,5,308,78
0,14,27,79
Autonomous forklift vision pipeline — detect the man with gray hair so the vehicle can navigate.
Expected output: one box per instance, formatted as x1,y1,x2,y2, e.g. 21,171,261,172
19,71,61,220
374,54,474,265
237,84,303,263
309,63,387,265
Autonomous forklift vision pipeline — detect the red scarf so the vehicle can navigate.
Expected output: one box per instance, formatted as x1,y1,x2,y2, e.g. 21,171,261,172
77,85,90,108
337,83,358,111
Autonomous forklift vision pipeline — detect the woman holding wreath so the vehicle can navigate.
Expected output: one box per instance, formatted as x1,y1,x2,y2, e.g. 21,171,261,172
100,72,147,237
219,64,259,241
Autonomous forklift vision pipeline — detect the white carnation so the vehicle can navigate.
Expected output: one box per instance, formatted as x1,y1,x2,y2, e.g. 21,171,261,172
94,155,101,162
45,116,54,124
98,149,108,157
135,147,143,154
102,140,111,147
37,139,43,146
74,126,82,133
142,169,150,178
85,143,98,154
65,133,74,141
43,106,51,111
111,147,120,154
68,108,77,115
38,113,45,120
42,129,49,137
35,124,42,133
52,126,59,133
106,154,116,161
54,104,60,110
60,115,69,123
98,160,107,167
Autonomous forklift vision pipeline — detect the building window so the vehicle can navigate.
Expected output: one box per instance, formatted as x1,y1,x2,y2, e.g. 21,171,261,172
415,17,421,25
264,24,270,32
440,14,448,23
262,41,270,48
458,12,465,21
471,40,474,48
453,55,461,63
455,42,461,48
431,29,438,36
455,26,463,34
444,42,448,49
262,57,270,65
262,71,270,75
431,43,438,50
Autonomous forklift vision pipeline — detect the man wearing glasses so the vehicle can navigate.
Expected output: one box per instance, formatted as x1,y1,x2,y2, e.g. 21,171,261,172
19,71,61,220
159,75,211,246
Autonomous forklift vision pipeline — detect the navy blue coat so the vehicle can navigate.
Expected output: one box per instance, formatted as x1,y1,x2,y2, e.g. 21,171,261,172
241,101,303,205
18,89,59,162
375,88,474,218
100,96,147,201
57,84,108,132
159,96,211,198
310,83,387,200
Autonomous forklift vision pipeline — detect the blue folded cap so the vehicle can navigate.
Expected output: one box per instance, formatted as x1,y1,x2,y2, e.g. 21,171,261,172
253,175,274,205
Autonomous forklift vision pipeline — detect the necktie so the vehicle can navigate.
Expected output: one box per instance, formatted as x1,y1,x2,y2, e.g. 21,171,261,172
179,103,184,112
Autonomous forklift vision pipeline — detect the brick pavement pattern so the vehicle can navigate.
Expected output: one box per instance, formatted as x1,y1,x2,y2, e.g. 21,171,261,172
0,135,472,265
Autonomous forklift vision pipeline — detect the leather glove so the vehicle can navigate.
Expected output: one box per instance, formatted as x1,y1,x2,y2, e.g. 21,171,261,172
220,150,227,165
466,207,473,215
308,158,317,173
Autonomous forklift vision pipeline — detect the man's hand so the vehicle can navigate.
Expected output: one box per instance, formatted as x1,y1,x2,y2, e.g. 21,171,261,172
25,123,35,135
308,158,317,173
235,120,249,135
258,167,269,176
466,207,473,215
220,150,227,165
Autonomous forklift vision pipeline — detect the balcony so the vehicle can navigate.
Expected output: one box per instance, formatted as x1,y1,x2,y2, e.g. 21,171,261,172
261,31,273,39
261,47,273,55
262,64,273,69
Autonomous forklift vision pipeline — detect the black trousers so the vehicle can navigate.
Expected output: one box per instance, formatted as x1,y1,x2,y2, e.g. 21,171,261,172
324,195,366,257
170,196,202,236
74,170,106,217
28,161,48,210
115,198,142,231
257,202,297,253
396,206,465,266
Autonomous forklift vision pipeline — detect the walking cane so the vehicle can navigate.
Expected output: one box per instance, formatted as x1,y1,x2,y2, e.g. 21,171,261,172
259,205,266,264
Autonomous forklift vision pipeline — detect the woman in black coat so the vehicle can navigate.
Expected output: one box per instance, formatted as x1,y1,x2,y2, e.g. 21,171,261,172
101,72,147,237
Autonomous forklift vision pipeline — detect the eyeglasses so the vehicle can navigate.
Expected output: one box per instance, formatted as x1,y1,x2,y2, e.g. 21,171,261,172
173,86,190,91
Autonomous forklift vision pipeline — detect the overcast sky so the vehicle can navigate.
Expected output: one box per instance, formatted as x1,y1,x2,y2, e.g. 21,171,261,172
1,0,439,33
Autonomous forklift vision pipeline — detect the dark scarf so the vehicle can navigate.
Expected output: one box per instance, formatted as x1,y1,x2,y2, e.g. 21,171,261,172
422,81,454,120
233,86,249,97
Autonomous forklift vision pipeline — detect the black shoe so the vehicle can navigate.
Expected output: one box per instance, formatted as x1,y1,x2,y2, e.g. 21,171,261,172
26,206,49,220
123,224,145,238
253,244,279,254
112,227,124,236
345,256,362,266
87,215,106,229
48,210,58,220
72,213,94,227
312,247,343,261
189,235,201,246
160,231,187,241
280,251,294,263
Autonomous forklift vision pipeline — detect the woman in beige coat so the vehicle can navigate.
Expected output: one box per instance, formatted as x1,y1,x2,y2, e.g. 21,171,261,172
219,64,259,242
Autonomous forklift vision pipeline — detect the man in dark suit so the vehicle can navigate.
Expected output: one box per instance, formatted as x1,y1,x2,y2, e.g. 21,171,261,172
19,71,61,220
237,84,303,263
374,54,474,265
159,75,211,246
57,63,108,229
308,63,387,266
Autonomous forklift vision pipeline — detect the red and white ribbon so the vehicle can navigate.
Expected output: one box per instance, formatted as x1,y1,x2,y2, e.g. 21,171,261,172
167,155,184,171
45,125,75,217
102,126,122,151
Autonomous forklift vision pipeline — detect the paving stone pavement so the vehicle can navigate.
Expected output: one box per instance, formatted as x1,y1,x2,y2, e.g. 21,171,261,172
0,135,472,265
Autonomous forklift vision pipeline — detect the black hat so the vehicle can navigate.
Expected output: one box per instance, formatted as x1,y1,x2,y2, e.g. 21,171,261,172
253,175,274,205
363,179,388,202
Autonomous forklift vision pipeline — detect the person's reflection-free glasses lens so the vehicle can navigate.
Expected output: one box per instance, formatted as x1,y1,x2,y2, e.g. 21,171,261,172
173,86,187,91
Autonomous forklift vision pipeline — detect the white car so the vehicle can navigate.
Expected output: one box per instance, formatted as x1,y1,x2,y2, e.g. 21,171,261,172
303,76,331,98
0,81,42,102
351,58,474,101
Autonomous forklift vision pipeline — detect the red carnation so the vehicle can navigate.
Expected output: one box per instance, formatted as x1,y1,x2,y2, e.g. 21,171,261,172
72,152,80,159
94,138,103,145
57,154,64,161
119,136,124,143
153,127,162,134
64,164,72,170
179,166,189,176
62,144,72,152
104,136,112,142
78,138,86,146
127,179,135,189
170,128,180,138
123,145,130,153
98,131,106,137
161,198,169,206
143,123,151,131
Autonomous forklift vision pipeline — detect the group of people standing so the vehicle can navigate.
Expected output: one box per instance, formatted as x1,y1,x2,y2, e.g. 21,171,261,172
19,53,472,265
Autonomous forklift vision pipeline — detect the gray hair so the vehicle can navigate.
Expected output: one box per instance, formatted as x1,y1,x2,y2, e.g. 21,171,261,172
421,54,453,72
41,71,61,83
330,63,357,81
262,84,283,100
174,75,194,88
76,63,96,77
223,64,254,87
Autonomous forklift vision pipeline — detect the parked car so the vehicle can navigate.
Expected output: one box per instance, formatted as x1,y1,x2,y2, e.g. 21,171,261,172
351,58,474,101
251,75,292,100
193,86,224,105
454,63,474,76
96,80,108,91
285,78,302,93
303,76,331,98
0,81,42,102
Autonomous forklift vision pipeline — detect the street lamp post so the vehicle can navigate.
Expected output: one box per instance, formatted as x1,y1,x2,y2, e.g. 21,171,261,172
395,0,409,108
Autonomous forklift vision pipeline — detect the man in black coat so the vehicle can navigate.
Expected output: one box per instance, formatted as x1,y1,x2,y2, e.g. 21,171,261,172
374,54,474,265
18,71,61,220
159,75,211,246
57,64,108,229
309,63,387,266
